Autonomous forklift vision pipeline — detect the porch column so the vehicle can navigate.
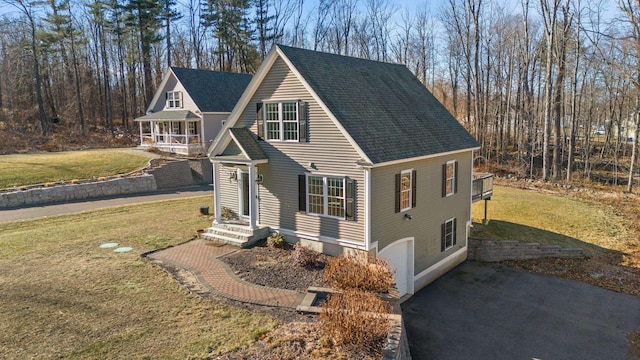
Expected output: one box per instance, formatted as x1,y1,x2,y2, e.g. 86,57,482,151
248,163,257,230
138,122,143,146
212,161,221,224
200,119,205,147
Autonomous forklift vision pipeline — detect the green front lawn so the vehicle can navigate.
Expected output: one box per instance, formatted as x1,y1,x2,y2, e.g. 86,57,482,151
0,148,153,188
0,196,277,359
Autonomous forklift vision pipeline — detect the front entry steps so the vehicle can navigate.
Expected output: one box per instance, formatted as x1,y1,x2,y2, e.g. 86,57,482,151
201,222,269,248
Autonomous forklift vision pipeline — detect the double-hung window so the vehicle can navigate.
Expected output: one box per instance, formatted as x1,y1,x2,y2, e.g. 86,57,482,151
299,174,355,220
395,170,416,213
166,91,183,109
441,218,457,251
265,102,298,141
258,101,307,142
307,175,345,218
442,160,458,197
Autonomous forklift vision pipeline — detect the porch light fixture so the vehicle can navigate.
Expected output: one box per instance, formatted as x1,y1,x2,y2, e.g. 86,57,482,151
229,172,237,180
404,213,413,220
255,174,264,184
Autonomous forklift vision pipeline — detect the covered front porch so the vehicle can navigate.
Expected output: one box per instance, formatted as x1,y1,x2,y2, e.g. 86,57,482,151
135,110,204,155
203,127,271,247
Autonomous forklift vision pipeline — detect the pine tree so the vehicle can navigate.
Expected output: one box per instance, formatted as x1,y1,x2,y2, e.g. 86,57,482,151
125,0,163,105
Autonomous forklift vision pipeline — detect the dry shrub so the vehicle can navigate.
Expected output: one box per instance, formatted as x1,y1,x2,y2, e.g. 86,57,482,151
320,289,391,349
323,252,395,293
266,232,286,249
291,243,320,267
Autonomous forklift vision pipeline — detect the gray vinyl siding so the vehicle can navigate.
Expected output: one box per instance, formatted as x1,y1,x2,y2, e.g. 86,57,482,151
233,56,365,244
216,165,240,216
371,151,473,274
202,113,228,147
150,75,198,113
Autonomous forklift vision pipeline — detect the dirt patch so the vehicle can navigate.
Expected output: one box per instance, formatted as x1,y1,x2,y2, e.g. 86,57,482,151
502,257,640,297
220,242,329,292
215,322,381,360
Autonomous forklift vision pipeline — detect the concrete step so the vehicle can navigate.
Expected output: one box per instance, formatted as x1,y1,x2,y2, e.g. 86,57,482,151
205,227,253,241
201,232,250,247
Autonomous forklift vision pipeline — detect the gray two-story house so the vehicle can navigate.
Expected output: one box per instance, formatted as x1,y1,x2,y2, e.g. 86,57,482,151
205,45,480,296
135,67,251,155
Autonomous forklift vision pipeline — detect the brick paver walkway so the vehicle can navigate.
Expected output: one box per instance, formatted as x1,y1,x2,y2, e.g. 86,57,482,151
147,239,302,308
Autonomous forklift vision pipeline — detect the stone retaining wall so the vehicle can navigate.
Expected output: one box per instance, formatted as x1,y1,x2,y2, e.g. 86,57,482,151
187,158,213,185
147,159,194,190
468,238,585,262
0,157,213,209
383,291,412,360
0,174,157,208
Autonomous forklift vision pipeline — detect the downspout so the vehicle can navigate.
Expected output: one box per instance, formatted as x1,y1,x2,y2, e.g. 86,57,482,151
356,162,374,252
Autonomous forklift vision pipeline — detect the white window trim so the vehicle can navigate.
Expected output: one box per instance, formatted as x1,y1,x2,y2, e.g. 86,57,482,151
264,101,299,142
306,173,346,220
444,217,456,250
400,169,413,212
445,160,456,197
166,91,183,109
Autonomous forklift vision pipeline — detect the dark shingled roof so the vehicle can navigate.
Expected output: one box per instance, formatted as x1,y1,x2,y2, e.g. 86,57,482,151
229,127,268,161
171,67,252,113
277,45,479,164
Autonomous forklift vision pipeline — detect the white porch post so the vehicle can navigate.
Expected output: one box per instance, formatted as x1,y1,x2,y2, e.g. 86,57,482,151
200,119,204,147
248,163,257,230
212,161,221,224
139,122,143,146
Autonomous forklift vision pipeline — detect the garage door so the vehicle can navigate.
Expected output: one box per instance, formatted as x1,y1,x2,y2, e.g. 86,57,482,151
379,238,414,296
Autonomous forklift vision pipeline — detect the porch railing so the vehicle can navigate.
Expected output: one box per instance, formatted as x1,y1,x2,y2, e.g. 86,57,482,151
140,133,203,155
472,173,493,202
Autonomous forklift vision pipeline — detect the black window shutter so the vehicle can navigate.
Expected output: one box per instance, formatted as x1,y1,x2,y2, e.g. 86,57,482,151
441,222,446,252
298,174,306,212
441,163,447,197
346,178,355,220
256,102,264,139
411,170,417,208
454,161,458,194
395,173,401,213
299,101,307,142
452,218,457,246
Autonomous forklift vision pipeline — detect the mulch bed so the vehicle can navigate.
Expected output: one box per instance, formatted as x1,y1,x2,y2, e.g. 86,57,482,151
219,241,329,292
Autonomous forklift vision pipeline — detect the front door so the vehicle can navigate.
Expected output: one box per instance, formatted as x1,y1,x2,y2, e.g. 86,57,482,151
238,171,250,219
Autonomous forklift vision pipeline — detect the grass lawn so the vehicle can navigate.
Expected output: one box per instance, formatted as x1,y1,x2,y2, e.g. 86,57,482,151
471,185,635,257
0,148,154,189
0,196,277,359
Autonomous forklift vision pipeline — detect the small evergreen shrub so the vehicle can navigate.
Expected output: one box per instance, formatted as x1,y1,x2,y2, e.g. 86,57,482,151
323,252,395,293
266,232,286,249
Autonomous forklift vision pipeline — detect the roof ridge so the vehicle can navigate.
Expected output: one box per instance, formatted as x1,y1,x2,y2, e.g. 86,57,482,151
276,44,407,68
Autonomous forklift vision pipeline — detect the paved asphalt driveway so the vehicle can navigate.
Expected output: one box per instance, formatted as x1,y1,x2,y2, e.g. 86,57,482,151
402,261,640,360
0,185,213,223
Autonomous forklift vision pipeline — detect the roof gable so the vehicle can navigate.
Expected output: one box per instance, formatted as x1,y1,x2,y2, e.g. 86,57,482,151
168,67,252,113
276,45,479,164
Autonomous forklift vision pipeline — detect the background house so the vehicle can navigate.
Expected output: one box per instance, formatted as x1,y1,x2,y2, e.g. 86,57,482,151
134,67,251,155
206,45,480,297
